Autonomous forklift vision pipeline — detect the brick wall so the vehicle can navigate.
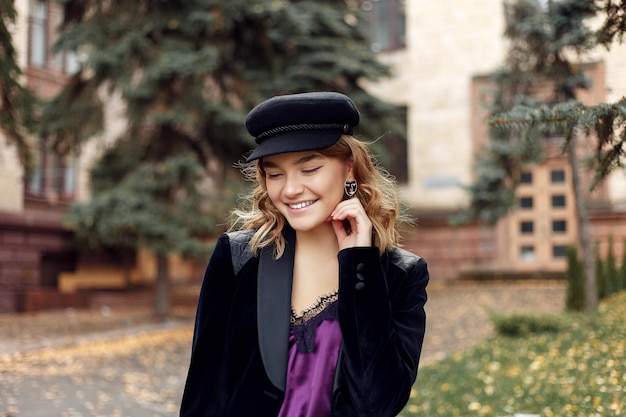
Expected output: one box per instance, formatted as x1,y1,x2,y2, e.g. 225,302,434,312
0,213,75,312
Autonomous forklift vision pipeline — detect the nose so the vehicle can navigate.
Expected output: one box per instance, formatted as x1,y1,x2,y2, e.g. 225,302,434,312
283,174,304,198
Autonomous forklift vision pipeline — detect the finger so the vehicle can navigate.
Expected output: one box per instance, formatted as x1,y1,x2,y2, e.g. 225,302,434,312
332,206,370,230
331,207,372,247
331,199,367,221
331,218,349,241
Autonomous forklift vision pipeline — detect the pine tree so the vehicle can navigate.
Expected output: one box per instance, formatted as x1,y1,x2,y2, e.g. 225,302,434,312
0,0,37,172
459,0,626,314
43,0,401,318
63,154,218,319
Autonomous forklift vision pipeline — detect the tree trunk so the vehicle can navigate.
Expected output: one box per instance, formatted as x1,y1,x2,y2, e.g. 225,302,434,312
154,253,170,321
568,134,598,314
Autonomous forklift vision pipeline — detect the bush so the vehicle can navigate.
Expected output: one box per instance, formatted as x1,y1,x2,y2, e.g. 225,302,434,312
595,241,610,299
596,235,624,300
621,237,626,292
605,235,619,296
489,312,567,337
565,245,585,311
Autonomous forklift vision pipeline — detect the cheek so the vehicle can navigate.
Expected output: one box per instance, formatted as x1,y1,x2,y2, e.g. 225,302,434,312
323,178,346,205
333,170,348,195
265,182,281,206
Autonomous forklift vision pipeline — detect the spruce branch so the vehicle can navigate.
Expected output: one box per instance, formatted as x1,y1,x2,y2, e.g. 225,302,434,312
488,97,626,189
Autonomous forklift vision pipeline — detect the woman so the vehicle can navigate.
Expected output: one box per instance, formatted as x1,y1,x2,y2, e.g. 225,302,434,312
180,92,429,417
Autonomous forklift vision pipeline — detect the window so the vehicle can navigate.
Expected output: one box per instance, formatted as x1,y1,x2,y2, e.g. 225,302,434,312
519,196,533,209
520,221,534,234
64,51,80,74
51,7,80,74
362,0,406,52
29,0,48,68
551,195,566,208
28,0,79,74
552,220,566,233
520,245,535,262
552,245,567,258
26,138,77,200
551,169,565,183
519,171,532,184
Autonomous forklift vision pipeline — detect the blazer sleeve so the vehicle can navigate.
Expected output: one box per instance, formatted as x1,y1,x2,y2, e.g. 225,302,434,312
335,246,429,416
180,233,237,416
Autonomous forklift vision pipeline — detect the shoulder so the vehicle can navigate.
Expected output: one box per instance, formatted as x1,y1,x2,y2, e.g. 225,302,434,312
383,247,429,296
384,246,427,273
224,230,255,275
226,229,254,248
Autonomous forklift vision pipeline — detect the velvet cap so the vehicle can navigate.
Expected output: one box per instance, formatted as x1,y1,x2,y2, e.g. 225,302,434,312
245,92,360,161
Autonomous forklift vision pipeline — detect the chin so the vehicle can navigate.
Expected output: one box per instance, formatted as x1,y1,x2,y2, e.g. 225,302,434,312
286,219,326,233
288,223,315,233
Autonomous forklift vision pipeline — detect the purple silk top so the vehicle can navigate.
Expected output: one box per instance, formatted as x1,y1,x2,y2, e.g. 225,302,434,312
278,292,342,417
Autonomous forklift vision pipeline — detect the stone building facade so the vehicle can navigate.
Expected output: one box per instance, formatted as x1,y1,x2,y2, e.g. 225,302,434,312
366,0,626,280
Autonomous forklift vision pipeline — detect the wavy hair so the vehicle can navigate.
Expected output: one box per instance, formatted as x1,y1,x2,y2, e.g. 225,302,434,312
230,135,409,258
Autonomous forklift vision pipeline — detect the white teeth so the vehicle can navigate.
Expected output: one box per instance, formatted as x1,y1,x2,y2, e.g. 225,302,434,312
289,200,314,209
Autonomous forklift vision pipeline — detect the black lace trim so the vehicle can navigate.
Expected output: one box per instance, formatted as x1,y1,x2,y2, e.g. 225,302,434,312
291,291,339,353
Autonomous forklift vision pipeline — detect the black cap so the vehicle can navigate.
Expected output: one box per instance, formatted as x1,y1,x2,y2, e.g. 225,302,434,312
244,92,360,161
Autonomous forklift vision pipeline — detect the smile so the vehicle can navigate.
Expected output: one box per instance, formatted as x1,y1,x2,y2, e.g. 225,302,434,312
288,200,317,210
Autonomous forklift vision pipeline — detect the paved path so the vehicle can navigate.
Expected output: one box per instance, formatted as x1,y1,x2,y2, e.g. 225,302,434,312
0,280,566,417
420,280,565,364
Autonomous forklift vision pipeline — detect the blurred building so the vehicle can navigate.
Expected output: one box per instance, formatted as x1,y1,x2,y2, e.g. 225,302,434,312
0,0,196,312
364,0,626,281
1,0,626,311
0,0,79,312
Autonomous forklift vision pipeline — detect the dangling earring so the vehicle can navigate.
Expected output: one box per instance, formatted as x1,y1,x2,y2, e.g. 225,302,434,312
344,179,358,198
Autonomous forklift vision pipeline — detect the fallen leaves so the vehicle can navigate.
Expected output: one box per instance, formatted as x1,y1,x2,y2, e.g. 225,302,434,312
1,311,193,417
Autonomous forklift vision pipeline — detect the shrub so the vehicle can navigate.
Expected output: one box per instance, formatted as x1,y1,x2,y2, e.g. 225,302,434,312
620,237,626,292
595,241,609,299
605,234,619,297
565,245,585,311
490,312,567,337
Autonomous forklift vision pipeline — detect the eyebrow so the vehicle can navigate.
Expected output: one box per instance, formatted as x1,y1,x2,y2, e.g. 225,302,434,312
261,153,322,169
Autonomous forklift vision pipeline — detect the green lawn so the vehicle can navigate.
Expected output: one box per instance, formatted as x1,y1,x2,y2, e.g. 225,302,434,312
402,292,626,417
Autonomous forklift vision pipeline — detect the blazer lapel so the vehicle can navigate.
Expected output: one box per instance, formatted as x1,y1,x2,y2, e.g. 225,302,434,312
257,227,295,392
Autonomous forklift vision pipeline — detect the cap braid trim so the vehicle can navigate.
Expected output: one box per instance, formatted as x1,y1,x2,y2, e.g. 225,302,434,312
256,123,348,141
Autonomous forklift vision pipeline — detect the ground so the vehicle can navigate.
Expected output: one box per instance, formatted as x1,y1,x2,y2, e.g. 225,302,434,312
0,280,566,417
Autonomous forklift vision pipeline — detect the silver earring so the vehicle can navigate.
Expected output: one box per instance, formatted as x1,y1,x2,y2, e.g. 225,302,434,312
344,179,358,197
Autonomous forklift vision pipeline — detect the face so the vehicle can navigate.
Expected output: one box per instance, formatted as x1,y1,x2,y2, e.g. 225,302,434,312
262,151,352,233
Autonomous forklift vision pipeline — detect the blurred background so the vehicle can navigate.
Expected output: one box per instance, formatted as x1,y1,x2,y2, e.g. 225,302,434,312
1,0,625,416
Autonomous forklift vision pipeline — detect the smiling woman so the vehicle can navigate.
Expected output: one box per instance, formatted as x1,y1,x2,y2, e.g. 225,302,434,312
261,151,349,237
179,92,429,417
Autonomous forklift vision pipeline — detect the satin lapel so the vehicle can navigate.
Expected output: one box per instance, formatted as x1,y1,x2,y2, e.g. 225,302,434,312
257,228,295,392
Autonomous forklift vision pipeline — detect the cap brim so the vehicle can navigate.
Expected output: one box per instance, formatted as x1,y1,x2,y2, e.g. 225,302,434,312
246,129,343,162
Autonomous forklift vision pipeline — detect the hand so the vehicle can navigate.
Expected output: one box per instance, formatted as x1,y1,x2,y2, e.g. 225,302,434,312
329,198,373,250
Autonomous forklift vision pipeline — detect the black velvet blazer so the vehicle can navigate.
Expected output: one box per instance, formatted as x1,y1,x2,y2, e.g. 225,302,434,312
179,228,429,417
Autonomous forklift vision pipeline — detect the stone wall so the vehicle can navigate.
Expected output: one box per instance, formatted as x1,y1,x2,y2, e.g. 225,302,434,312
368,0,507,210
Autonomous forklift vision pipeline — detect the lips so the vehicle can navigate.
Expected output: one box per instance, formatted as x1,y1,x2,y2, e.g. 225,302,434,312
288,200,317,210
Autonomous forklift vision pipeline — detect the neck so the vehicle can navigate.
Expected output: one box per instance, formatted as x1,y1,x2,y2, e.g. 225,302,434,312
294,222,339,255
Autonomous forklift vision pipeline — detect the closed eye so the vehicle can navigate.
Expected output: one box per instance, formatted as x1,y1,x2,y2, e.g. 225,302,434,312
266,172,283,179
303,166,322,174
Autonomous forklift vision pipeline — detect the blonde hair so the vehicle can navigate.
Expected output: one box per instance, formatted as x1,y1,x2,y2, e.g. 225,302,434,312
230,135,408,258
